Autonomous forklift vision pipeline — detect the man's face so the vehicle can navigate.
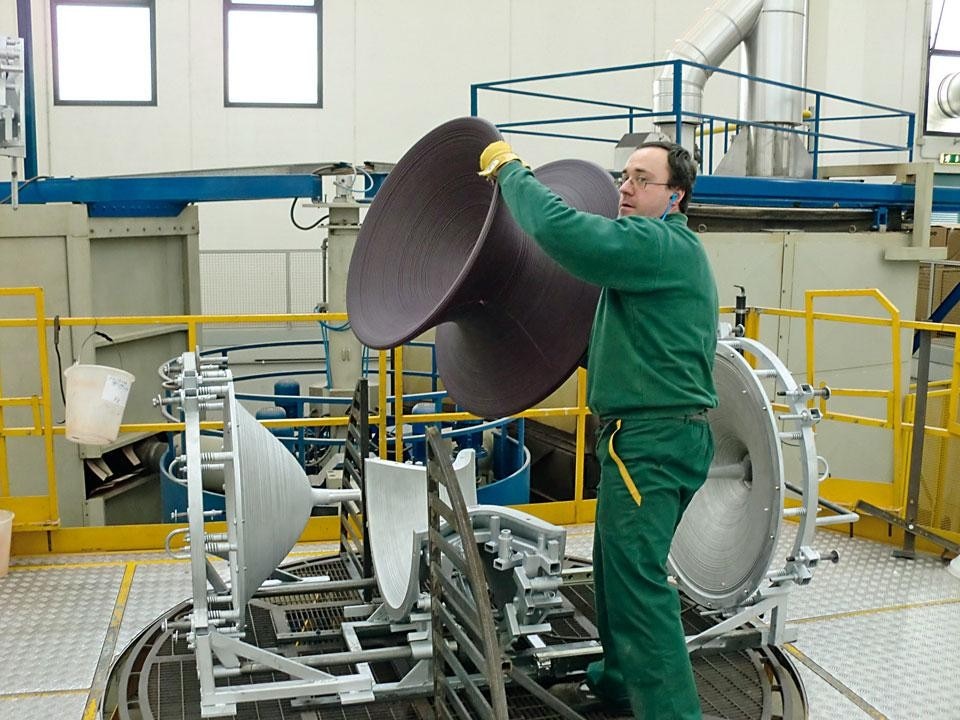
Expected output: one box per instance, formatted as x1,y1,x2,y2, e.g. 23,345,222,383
617,146,680,218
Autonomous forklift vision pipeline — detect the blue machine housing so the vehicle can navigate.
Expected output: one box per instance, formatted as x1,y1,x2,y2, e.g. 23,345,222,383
476,432,530,506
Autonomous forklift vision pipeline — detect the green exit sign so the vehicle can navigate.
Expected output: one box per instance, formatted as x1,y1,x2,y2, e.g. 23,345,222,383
941,153,960,165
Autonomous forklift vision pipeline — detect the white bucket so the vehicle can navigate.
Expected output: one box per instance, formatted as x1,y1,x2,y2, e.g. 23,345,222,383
0,509,13,578
64,364,135,445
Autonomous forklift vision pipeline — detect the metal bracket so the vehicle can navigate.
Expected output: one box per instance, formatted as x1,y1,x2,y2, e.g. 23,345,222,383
855,500,960,559
819,161,936,256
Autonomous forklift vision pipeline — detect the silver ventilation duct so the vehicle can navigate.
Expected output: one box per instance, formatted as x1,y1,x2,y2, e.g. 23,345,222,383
742,0,807,125
940,72,960,118
653,0,764,149
649,0,812,178
717,0,812,177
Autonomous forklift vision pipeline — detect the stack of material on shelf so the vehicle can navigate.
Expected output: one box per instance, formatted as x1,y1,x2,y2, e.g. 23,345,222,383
917,224,960,321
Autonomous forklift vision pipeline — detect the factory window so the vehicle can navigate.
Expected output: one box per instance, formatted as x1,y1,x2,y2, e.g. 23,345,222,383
223,0,322,107
925,0,960,135
51,0,157,105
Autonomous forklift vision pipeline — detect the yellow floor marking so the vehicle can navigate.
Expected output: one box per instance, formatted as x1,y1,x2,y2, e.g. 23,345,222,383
792,596,960,624
0,689,88,699
82,561,136,720
8,556,188,571
784,644,888,719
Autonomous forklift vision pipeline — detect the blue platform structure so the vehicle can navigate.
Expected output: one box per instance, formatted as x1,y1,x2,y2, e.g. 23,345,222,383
469,59,960,214
4,164,960,216
4,61,960,217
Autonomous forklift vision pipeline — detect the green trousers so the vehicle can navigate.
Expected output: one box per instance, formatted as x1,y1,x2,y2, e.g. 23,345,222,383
586,415,714,719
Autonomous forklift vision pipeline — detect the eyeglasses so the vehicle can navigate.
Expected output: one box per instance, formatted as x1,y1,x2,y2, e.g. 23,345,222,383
617,174,672,191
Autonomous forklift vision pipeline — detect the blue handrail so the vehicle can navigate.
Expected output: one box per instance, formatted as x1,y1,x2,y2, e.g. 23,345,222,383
470,58,916,177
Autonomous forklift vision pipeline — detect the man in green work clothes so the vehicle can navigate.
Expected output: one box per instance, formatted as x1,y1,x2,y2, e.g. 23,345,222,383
479,139,718,719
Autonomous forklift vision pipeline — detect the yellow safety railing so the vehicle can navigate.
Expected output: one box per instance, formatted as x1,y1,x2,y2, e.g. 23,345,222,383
3,285,960,555
0,287,593,551
804,288,905,504
0,287,59,530
741,288,960,553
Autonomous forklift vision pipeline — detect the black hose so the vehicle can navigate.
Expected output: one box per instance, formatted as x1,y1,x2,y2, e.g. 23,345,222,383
289,197,328,231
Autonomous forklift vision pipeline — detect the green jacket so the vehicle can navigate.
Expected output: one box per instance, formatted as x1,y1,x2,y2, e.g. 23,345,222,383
497,162,718,419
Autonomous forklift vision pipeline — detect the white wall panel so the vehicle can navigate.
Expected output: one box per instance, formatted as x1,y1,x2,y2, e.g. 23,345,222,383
0,0,931,246
353,1,510,163
42,1,188,175
0,3,15,40
806,0,923,165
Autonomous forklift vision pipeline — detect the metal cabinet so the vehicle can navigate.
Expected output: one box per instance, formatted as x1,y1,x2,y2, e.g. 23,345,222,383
0,204,200,526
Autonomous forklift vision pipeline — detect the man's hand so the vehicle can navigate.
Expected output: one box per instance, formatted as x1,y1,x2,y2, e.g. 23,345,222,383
478,140,527,181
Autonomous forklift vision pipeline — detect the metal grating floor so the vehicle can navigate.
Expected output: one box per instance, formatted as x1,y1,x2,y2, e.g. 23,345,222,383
102,555,799,720
560,583,770,720
285,555,356,581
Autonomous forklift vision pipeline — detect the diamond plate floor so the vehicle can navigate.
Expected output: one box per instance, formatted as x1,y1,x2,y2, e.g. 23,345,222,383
0,526,956,720
790,600,960,719
0,693,87,720
114,562,195,658
791,660,875,720
567,522,960,720
0,565,123,694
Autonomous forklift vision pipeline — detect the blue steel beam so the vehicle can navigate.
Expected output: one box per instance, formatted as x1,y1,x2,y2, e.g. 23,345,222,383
2,173,960,217
0,174,325,216
692,175,960,213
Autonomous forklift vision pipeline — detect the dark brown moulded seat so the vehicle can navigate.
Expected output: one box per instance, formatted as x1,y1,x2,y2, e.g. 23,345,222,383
346,116,618,418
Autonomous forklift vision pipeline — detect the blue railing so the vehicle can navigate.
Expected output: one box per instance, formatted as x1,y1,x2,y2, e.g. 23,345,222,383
470,59,915,178
159,339,531,518
378,340,440,393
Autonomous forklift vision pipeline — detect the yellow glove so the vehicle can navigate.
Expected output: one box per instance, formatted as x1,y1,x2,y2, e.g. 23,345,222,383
478,140,527,180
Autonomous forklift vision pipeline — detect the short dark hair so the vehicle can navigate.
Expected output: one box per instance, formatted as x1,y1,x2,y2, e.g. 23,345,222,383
639,140,697,213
